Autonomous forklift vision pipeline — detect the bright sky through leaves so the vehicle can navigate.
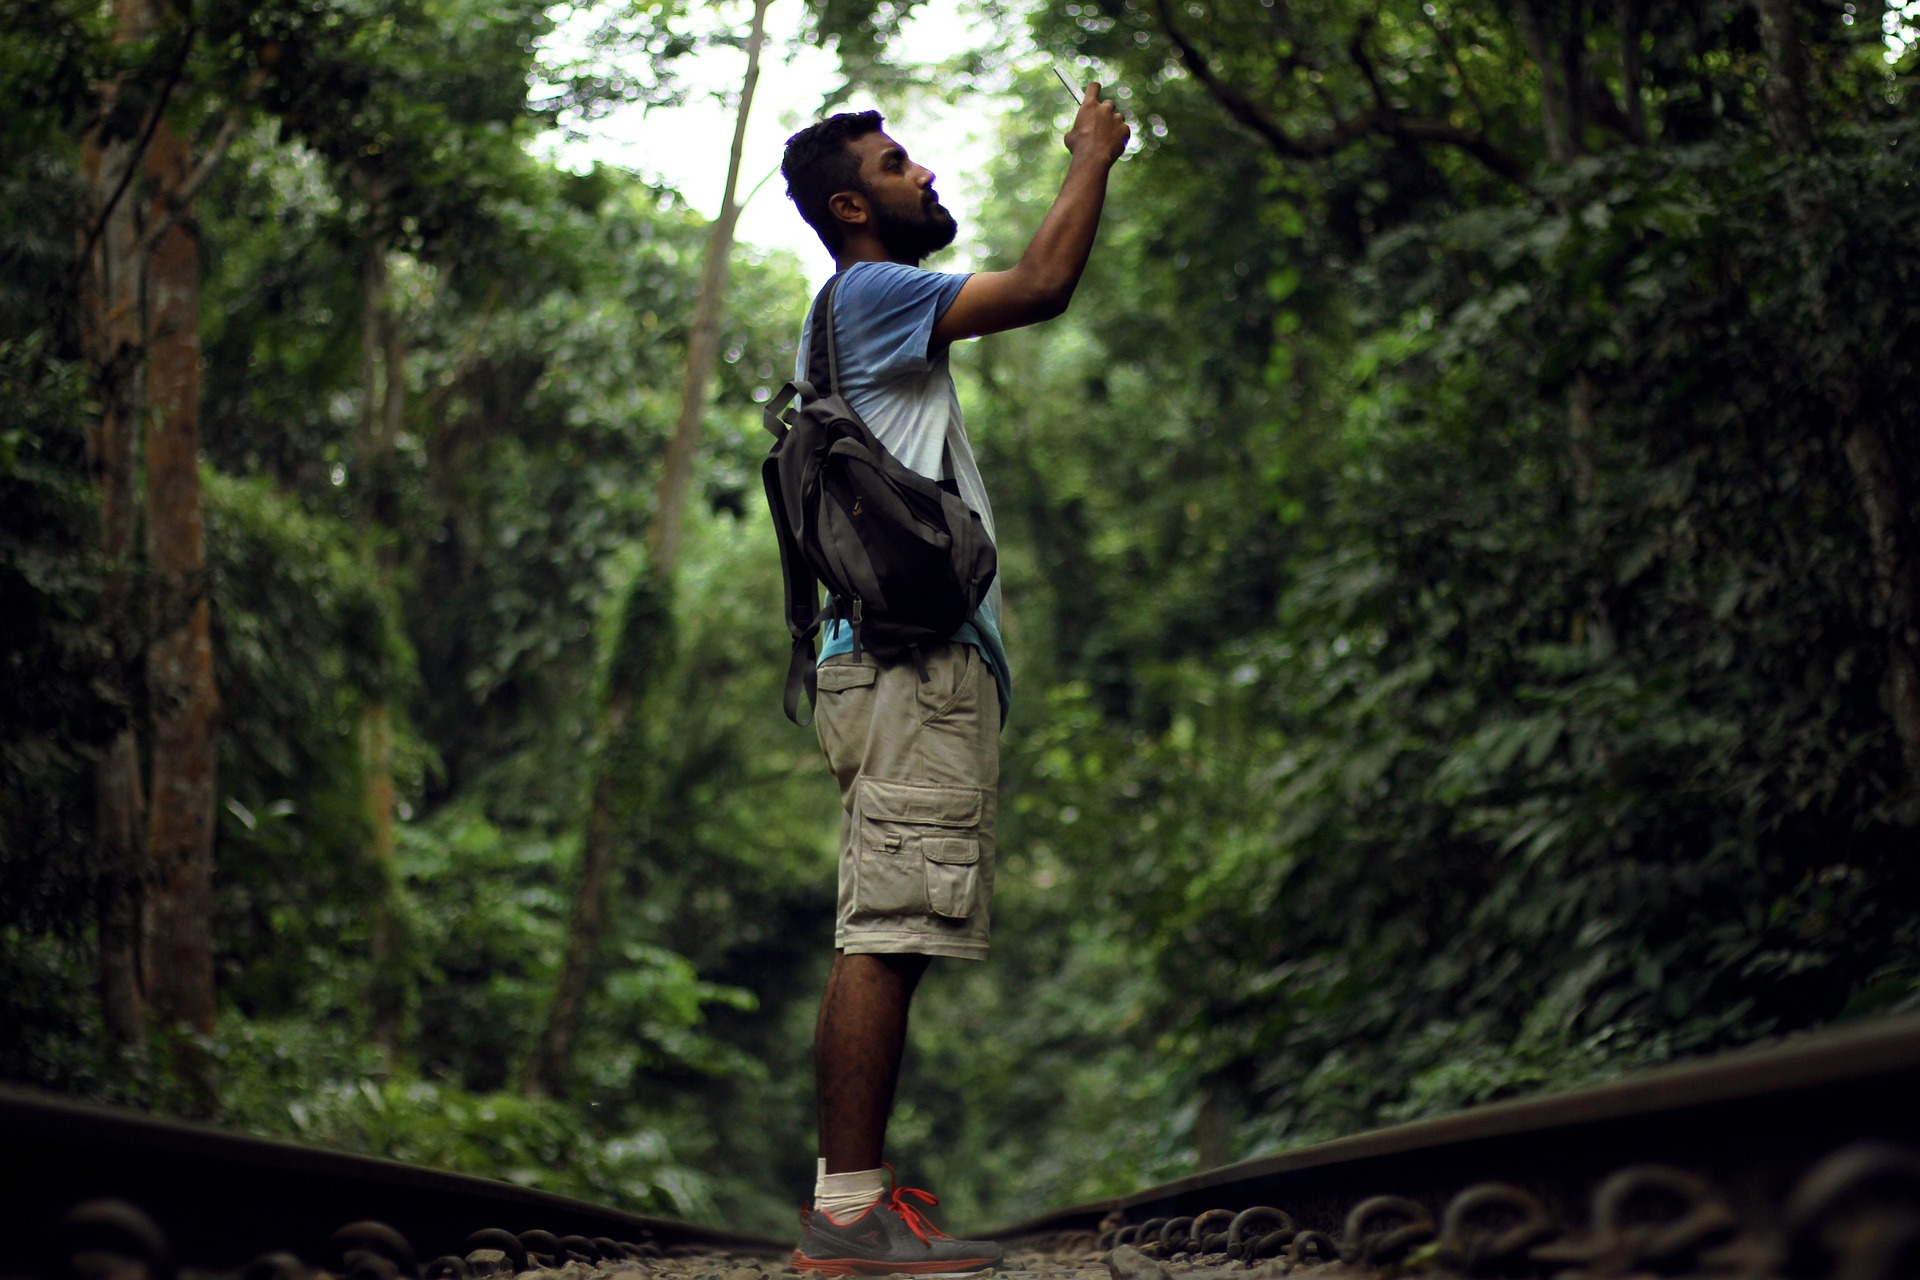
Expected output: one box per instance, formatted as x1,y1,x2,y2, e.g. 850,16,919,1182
1887,0,1920,60
537,0,1017,291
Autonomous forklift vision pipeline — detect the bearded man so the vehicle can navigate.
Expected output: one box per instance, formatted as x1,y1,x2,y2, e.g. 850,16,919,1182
777,87,1129,1276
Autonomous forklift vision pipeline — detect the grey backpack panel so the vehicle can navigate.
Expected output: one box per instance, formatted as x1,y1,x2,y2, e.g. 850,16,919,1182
760,274,997,725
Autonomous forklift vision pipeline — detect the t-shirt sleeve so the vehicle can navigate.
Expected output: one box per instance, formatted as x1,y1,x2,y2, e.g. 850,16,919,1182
836,262,971,381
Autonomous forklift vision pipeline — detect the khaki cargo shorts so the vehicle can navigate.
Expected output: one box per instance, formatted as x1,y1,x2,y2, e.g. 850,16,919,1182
814,641,1000,960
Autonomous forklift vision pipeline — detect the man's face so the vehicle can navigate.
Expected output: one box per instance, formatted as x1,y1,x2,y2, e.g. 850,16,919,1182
846,131,958,263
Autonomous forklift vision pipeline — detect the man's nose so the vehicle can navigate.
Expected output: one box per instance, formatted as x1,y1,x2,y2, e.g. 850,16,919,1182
914,163,935,187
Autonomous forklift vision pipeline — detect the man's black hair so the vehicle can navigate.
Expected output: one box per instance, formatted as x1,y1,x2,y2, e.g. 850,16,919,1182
782,110,885,256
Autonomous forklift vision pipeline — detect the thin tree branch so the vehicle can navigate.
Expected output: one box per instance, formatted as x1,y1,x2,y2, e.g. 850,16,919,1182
1153,0,1530,186
1418,3,1491,134
1251,0,1312,81
1752,0,1814,154
1619,0,1647,143
1153,0,1374,159
650,0,771,575
1562,0,1590,153
1583,74,1637,143
1349,12,1391,113
138,110,243,255
1387,120,1531,185
1308,74,1346,121
420,283,503,420
1514,0,1573,164
80,22,198,268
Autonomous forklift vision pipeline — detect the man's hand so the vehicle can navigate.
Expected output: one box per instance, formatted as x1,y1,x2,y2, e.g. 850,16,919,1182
930,83,1128,345
1066,82,1130,165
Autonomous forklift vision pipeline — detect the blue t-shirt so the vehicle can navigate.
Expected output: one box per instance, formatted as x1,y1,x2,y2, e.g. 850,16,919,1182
798,261,1012,717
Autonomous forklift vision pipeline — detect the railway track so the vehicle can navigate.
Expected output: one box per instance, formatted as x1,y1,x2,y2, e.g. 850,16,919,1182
996,1014,1920,1280
0,1085,784,1272
6,1015,1919,1280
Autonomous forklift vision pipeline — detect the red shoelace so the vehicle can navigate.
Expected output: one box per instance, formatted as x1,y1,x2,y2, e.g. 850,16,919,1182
885,1182,950,1245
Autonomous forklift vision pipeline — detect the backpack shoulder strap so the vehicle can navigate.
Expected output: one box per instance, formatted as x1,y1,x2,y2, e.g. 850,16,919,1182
761,271,854,726
763,447,821,726
765,272,843,441
805,272,845,398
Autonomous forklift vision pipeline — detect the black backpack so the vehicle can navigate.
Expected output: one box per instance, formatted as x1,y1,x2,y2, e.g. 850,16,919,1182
760,271,998,725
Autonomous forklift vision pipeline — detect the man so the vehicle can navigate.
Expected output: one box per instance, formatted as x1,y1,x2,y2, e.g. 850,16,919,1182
780,86,1129,1276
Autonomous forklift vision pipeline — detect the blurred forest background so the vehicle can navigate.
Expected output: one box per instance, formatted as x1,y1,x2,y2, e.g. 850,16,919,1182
5,0,1920,1239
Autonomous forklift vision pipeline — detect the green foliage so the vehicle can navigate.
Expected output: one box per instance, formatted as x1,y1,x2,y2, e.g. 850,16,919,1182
0,337,110,920
0,99,115,941
0,929,114,1091
210,1015,706,1215
574,512,841,1231
203,469,401,1014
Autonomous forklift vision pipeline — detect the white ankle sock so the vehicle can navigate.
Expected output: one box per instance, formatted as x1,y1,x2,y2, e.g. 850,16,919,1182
813,1160,886,1221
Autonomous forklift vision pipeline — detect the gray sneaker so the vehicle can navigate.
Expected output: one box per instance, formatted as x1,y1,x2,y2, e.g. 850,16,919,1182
791,1182,1001,1277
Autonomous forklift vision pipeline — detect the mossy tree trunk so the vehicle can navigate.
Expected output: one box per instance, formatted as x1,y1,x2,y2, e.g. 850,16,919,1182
1752,0,1920,795
140,72,221,1094
356,217,410,1069
81,0,153,1052
524,0,772,1100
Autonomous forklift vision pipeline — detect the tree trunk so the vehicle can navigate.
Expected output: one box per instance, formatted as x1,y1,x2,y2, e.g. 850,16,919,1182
141,106,220,1065
1568,370,1597,514
523,574,673,1098
1559,2,1589,157
1195,1077,1232,1169
362,697,406,1064
1844,423,1920,788
81,41,151,1050
1520,4,1608,652
648,0,772,575
523,729,620,1100
1751,0,1920,791
1515,0,1581,164
1568,370,1616,657
97,735,148,1046
1753,0,1814,155
524,0,772,1100
1618,0,1646,143
356,230,409,1066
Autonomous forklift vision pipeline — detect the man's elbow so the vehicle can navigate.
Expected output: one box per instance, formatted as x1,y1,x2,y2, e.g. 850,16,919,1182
1021,278,1074,323
1030,292,1071,323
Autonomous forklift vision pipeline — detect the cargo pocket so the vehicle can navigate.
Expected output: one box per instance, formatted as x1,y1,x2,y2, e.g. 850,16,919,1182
854,778,984,920
815,661,877,790
921,835,980,918
816,661,877,694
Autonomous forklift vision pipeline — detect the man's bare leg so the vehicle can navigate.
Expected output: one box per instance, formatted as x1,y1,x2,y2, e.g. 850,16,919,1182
816,950,930,1172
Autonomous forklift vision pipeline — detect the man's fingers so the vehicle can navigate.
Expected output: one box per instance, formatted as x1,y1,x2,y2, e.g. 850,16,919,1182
1064,79,1127,157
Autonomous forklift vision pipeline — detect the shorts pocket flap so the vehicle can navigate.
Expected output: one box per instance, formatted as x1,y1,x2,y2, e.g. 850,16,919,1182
816,663,878,692
859,778,983,828
923,836,978,865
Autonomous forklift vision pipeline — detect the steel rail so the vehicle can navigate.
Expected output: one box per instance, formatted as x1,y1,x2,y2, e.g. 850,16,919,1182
0,1085,785,1269
988,1012,1920,1240
7,1012,1920,1277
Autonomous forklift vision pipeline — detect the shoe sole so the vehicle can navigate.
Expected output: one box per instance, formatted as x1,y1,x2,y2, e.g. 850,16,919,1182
790,1251,997,1277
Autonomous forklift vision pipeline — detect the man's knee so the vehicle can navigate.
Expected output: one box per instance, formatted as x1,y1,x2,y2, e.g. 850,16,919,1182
888,952,931,992
836,949,932,988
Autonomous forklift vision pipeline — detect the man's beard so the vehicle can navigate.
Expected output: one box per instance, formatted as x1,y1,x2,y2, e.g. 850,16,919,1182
871,190,958,264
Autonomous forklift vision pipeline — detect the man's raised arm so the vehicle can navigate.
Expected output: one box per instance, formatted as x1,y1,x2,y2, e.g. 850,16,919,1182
931,83,1130,345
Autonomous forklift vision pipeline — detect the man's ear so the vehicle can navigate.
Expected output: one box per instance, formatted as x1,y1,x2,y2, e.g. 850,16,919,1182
827,189,868,231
